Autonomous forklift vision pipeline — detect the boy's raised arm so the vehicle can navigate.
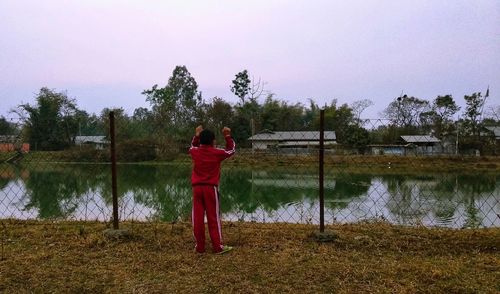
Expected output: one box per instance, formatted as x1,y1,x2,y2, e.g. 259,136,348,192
221,127,235,157
190,125,203,148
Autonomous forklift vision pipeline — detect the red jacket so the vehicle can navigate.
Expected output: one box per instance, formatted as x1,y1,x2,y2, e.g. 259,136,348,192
189,135,235,186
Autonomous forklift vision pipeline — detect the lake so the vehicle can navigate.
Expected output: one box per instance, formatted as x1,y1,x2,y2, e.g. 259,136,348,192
0,163,498,228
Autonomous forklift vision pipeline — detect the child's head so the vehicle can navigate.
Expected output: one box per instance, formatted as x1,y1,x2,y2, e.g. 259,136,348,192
200,129,215,145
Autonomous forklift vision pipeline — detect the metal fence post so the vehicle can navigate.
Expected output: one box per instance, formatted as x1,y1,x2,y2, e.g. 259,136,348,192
319,109,325,233
109,111,119,230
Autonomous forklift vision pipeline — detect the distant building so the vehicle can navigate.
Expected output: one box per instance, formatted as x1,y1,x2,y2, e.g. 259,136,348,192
75,136,108,149
369,135,442,156
400,135,441,155
248,131,336,150
484,126,500,141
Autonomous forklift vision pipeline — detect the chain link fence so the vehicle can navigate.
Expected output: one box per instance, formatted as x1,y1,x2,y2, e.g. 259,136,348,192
1,114,499,229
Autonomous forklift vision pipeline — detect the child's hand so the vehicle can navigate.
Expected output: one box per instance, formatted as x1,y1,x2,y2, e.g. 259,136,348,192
195,125,203,137
222,127,231,137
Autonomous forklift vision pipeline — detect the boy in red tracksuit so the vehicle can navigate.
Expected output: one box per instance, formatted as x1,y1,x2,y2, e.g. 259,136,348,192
189,125,235,254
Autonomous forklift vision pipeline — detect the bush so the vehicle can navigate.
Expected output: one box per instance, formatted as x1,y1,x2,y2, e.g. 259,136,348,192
62,146,109,162
117,139,157,162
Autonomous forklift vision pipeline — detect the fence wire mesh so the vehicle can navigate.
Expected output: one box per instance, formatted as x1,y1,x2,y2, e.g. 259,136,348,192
1,115,499,229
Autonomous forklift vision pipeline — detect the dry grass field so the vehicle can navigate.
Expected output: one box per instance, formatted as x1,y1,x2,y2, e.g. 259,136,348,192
1,220,498,293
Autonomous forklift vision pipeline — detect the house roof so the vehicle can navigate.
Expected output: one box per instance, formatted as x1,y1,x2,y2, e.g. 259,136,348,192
400,135,440,143
75,136,108,144
278,141,337,146
249,131,336,141
485,126,500,137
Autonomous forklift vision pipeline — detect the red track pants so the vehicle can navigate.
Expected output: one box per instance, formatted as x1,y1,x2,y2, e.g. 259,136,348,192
192,185,224,253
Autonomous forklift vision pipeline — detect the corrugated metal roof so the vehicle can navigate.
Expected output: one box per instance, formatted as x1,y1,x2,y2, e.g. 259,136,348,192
278,141,337,146
400,135,440,143
485,126,500,137
75,136,108,144
249,131,336,141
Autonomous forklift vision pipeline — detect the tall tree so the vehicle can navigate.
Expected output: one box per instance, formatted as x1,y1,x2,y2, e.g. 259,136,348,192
16,87,80,150
100,107,132,140
232,98,261,144
462,92,485,137
231,69,267,103
205,97,234,136
130,107,154,139
314,100,357,143
260,95,304,131
142,65,202,138
230,70,251,103
382,95,430,128
430,95,460,138
351,99,374,121
302,99,320,131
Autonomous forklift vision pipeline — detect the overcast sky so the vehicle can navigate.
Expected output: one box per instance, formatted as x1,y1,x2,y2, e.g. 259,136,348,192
1,0,498,119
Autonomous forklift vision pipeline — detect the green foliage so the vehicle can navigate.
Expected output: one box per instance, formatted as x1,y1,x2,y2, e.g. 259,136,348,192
62,146,109,162
260,95,304,131
203,97,234,137
77,111,104,136
314,100,356,142
130,107,155,139
0,116,16,135
100,107,133,141
230,70,251,103
232,97,262,145
344,125,371,154
462,92,484,137
117,139,157,162
142,65,202,138
17,87,82,150
419,95,460,139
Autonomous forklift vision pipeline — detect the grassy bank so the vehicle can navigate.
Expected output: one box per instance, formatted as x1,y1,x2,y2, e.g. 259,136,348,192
1,221,498,293
14,150,500,173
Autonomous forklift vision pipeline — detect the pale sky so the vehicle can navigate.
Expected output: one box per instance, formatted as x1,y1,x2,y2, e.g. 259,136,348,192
1,0,499,119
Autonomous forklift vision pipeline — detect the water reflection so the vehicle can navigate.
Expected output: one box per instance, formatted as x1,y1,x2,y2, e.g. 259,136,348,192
0,164,498,228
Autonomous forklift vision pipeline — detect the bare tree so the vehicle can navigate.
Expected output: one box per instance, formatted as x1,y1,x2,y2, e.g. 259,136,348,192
351,99,374,120
230,70,268,104
248,76,268,101
485,105,500,121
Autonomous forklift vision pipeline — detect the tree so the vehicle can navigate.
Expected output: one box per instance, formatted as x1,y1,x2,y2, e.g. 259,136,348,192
351,99,374,121
100,107,132,141
344,125,371,154
231,69,267,103
0,116,16,135
382,95,430,128
142,65,202,138
230,70,251,103
302,99,320,131
74,111,104,136
260,95,304,131
314,100,357,143
232,98,261,145
462,92,484,137
16,87,80,150
485,105,500,122
130,107,154,138
425,95,460,138
204,97,234,137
